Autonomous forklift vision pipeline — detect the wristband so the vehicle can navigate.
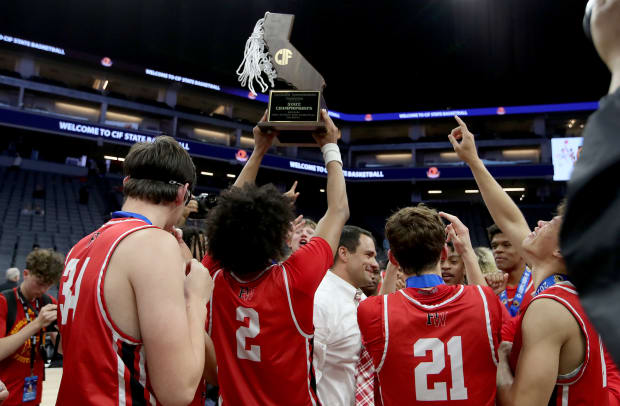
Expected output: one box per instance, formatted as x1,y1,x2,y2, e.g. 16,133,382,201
321,143,342,166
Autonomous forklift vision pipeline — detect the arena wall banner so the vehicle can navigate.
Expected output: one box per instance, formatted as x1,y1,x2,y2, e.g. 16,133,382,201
0,106,553,181
0,32,600,122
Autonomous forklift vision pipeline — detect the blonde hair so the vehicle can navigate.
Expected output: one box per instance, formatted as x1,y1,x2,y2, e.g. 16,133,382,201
474,246,498,275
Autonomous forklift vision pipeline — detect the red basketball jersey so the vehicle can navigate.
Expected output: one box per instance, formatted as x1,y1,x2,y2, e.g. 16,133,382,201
358,284,503,406
57,218,164,406
202,237,333,406
509,282,610,406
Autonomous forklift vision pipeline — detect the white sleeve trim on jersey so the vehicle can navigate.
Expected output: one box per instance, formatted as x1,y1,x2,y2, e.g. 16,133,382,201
535,293,590,385
476,285,498,366
600,337,607,388
398,285,464,309
64,245,75,268
208,269,223,337
376,294,389,373
96,224,154,345
305,339,318,406
552,283,578,295
112,333,128,406
281,264,314,339
560,384,569,406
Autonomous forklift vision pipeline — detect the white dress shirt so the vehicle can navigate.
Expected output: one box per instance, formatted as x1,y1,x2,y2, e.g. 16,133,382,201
313,270,366,406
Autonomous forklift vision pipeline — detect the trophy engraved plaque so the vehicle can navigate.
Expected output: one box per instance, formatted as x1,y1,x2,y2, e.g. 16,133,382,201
237,12,328,145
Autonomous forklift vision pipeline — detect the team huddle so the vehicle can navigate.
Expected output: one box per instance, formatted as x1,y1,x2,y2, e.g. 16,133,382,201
0,0,618,404
50,107,619,406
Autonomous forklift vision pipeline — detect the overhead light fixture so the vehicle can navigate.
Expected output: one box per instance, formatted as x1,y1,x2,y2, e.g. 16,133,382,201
503,187,525,192
102,80,109,90
502,149,540,159
240,136,255,145
465,189,479,194
375,153,412,162
194,128,230,141
201,171,214,176
104,155,124,162
226,174,236,178
55,102,98,115
320,189,325,193
428,190,442,194
106,111,143,123
439,152,459,160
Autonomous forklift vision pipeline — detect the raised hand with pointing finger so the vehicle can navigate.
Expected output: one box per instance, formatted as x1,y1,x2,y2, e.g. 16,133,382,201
448,116,480,166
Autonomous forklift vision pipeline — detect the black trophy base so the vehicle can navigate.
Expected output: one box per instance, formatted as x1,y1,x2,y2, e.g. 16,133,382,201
258,121,326,145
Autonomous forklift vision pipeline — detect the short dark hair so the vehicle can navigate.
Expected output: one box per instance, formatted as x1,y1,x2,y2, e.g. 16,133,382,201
26,249,64,285
336,226,375,262
123,136,196,204
486,224,503,242
385,204,445,275
205,183,294,275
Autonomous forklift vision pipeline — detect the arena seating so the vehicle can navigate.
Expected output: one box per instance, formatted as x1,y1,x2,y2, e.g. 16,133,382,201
0,167,105,271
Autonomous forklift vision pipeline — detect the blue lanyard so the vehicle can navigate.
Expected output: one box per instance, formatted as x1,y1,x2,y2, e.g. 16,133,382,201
111,211,152,225
499,267,531,317
406,274,445,289
535,274,571,296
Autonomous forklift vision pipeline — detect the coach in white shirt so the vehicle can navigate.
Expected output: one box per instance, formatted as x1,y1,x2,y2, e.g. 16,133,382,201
313,225,379,405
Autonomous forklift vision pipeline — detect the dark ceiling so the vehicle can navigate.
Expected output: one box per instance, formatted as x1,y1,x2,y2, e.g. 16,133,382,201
0,0,609,113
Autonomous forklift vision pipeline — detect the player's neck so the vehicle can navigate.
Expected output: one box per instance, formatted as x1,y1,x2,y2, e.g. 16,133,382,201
413,266,443,291
120,199,174,229
532,261,567,290
506,261,527,287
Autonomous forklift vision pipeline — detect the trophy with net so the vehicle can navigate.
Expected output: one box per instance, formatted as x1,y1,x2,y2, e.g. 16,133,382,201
237,12,328,145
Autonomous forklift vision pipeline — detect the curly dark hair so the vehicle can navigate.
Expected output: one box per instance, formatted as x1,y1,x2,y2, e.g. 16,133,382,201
205,183,295,275
25,249,64,285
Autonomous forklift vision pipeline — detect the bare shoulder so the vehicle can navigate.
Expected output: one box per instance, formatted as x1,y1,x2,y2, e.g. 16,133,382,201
521,298,578,342
114,228,183,275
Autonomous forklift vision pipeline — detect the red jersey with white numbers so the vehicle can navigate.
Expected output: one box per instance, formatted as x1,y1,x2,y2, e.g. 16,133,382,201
56,217,165,406
202,237,333,406
509,282,610,406
358,284,503,406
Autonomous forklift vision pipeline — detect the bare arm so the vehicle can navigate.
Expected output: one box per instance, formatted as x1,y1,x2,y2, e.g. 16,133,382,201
203,333,218,386
379,260,401,295
233,111,277,188
129,230,212,406
313,109,350,256
439,212,487,287
0,304,56,361
449,117,531,258
497,299,570,406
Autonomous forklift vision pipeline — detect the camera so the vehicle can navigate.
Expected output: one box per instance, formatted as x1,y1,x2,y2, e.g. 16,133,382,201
188,193,218,219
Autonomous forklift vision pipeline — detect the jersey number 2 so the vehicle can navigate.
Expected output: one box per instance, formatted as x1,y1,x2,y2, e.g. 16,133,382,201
60,257,90,325
414,336,468,401
236,307,261,362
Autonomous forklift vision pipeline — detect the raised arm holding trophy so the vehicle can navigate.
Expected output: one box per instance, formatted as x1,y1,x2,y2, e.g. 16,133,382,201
237,12,330,145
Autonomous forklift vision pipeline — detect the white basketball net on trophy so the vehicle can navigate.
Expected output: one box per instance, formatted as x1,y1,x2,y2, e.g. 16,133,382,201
236,12,278,96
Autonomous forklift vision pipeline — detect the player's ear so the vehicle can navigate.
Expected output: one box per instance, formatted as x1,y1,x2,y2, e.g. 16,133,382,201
388,249,399,267
337,246,349,263
122,176,130,186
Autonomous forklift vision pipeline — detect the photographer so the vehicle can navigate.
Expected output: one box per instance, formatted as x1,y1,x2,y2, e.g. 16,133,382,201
0,249,63,406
